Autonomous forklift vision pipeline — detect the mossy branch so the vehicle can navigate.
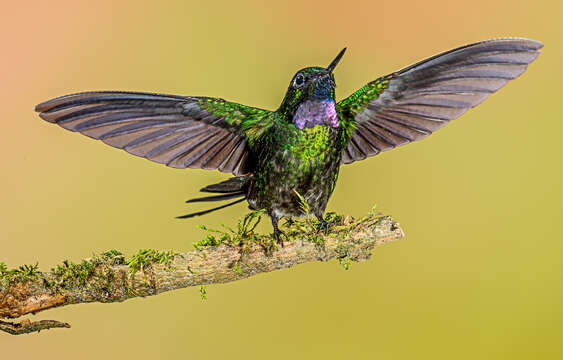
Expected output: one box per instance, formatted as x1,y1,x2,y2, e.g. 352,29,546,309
0,208,404,336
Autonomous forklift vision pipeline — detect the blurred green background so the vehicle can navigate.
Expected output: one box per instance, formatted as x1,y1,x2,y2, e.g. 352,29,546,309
1,0,562,358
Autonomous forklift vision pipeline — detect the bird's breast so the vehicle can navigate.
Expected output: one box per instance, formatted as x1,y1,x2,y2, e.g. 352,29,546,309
293,99,338,129
281,125,336,166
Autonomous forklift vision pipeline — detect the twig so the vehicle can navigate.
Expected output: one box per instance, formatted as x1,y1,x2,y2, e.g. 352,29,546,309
0,319,70,335
0,209,404,335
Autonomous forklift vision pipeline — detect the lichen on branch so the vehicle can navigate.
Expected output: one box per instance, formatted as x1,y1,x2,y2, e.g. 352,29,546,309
0,208,404,335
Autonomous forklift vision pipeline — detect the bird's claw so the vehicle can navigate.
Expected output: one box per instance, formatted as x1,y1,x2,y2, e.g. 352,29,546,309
273,229,288,247
316,218,333,234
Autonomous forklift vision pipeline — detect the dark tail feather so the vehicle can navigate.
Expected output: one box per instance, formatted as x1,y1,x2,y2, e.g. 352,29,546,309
176,197,246,219
185,192,245,203
179,175,250,218
200,176,248,193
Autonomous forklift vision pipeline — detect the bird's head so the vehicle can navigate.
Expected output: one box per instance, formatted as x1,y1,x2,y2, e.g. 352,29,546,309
278,48,346,122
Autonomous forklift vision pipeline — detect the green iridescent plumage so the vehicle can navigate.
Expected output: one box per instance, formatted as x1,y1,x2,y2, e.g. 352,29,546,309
196,97,274,145
35,38,542,243
336,77,390,115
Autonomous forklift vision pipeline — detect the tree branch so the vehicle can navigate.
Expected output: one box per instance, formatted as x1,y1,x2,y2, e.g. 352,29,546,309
0,210,404,335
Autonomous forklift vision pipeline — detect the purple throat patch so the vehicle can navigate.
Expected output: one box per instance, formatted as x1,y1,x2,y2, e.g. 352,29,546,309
293,100,339,129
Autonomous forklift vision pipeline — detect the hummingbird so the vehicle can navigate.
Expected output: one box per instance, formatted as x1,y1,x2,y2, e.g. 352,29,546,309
35,38,542,243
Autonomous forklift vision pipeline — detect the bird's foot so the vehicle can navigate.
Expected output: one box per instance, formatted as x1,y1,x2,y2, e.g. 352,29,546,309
315,217,333,234
273,228,288,247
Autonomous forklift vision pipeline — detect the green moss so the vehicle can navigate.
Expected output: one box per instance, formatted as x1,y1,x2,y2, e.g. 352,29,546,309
193,209,267,250
101,250,126,265
194,209,274,270
16,263,39,277
47,250,128,291
335,244,352,270
52,259,99,287
1,262,48,290
0,262,42,287
200,285,207,300
339,257,351,270
126,249,176,278
0,248,171,297
192,230,228,251
324,211,342,225
282,214,325,247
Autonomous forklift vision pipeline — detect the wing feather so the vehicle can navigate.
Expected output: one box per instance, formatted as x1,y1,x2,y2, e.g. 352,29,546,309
36,91,272,175
191,134,238,169
337,38,543,164
201,134,239,170
219,138,247,174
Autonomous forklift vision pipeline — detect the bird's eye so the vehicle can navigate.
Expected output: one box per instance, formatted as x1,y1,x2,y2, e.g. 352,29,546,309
294,74,305,87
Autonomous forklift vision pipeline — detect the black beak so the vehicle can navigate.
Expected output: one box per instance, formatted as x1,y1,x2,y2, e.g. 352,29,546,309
327,48,347,73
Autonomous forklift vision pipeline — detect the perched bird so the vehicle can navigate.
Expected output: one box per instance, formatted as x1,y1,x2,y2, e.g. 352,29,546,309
35,38,542,243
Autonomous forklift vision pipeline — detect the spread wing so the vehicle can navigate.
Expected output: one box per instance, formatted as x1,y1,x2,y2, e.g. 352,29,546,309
35,91,273,175
336,38,543,164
